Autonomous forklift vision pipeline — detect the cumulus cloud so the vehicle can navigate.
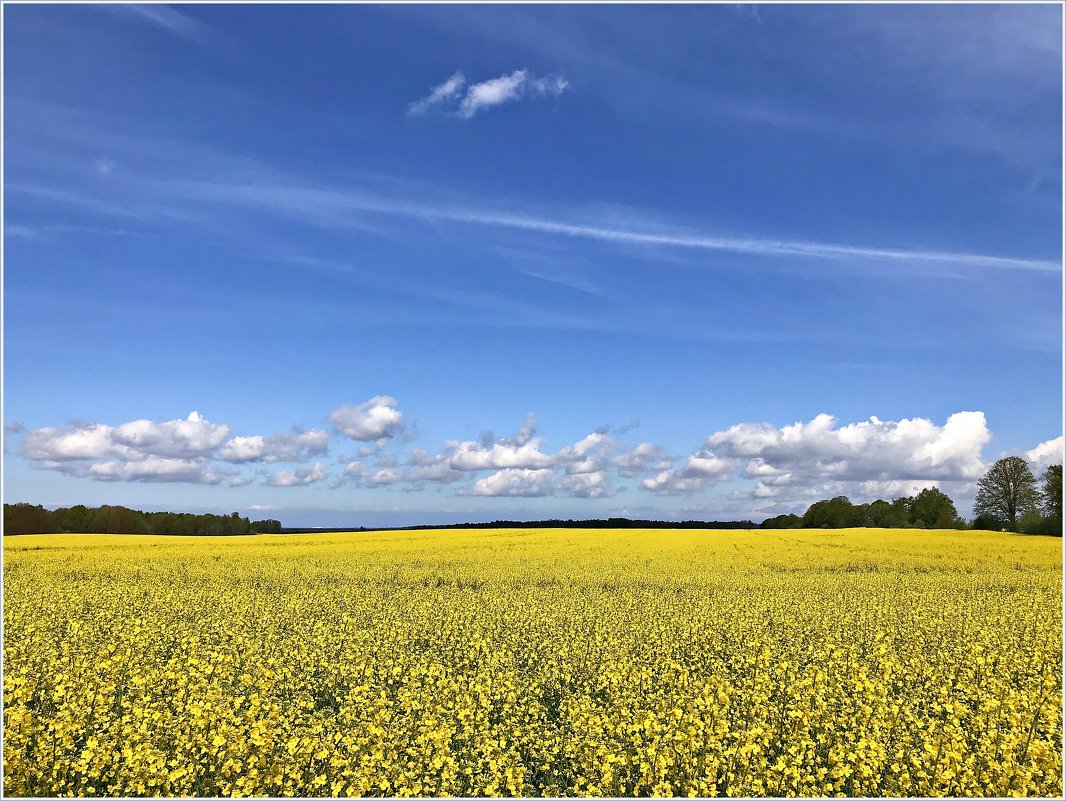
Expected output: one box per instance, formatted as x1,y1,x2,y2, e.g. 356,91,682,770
329,396,405,441
708,411,990,482
464,467,556,497
36,455,230,485
266,463,328,487
463,467,615,498
23,411,230,462
554,431,613,474
86,457,228,484
16,410,342,486
449,438,554,471
613,442,668,477
219,428,328,463
641,470,719,496
641,411,992,499
408,71,466,115
344,460,371,479
336,415,617,495
1026,435,1063,469
409,68,569,119
562,470,615,498
3,421,25,433
639,446,735,495
111,411,230,457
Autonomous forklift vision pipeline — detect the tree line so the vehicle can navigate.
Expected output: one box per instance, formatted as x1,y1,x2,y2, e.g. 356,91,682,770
2,504,283,537
762,458,1062,535
3,458,1060,536
282,518,759,534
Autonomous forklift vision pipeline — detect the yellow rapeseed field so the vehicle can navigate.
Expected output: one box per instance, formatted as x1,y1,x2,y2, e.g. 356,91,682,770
3,528,1062,797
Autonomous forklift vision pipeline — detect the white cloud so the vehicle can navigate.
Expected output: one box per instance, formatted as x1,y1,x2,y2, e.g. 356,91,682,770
529,74,570,97
640,470,720,496
408,71,466,115
1026,435,1063,469
22,411,229,462
858,478,941,498
513,413,538,446
329,396,406,441
86,457,225,484
641,411,992,499
613,442,668,477
707,411,990,482
465,467,557,497
639,446,735,495
334,416,618,494
51,152,1057,274
266,463,328,487
366,467,405,486
344,460,371,478
102,3,213,44
408,68,570,119
219,429,328,463
463,467,614,498
555,431,613,474
448,439,555,471
562,470,615,498
458,69,530,117
111,411,231,458
18,411,241,485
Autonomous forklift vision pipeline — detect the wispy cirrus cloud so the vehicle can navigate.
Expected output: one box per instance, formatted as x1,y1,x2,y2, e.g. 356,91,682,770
38,171,1053,275
5,102,1057,276
408,68,569,118
100,4,214,45
408,71,466,115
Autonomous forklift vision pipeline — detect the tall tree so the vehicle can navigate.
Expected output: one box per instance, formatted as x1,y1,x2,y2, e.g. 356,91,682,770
973,457,1039,530
1041,463,1062,529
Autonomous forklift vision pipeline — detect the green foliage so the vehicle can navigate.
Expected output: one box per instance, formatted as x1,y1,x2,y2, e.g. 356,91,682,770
1018,510,1053,536
3,503,58,535
3,503,258,536
760,513,801,529
794,488,967,532
971,513,1005,532
801,496,864,529
908,487,962,529
862,499,898,527
974,457,1039,530
55,504,92,533
1041,464,1062,528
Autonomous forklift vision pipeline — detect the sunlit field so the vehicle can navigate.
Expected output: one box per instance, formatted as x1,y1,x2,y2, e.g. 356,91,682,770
3,528,1062,797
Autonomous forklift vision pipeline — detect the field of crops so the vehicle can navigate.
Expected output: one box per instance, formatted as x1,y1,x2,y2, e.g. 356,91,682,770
3,528,1062,797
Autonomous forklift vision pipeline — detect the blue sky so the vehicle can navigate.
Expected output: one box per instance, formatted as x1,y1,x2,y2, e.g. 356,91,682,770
3,2,1062,526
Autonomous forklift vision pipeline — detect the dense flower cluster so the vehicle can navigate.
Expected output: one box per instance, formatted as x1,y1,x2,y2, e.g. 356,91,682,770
3,528,1062,797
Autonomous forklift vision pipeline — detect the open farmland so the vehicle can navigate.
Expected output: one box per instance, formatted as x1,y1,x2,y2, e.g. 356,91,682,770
3,528,1062,797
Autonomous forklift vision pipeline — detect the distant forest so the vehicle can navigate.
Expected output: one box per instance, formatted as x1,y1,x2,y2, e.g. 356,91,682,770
2,504,281,537
3,459,1060,536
